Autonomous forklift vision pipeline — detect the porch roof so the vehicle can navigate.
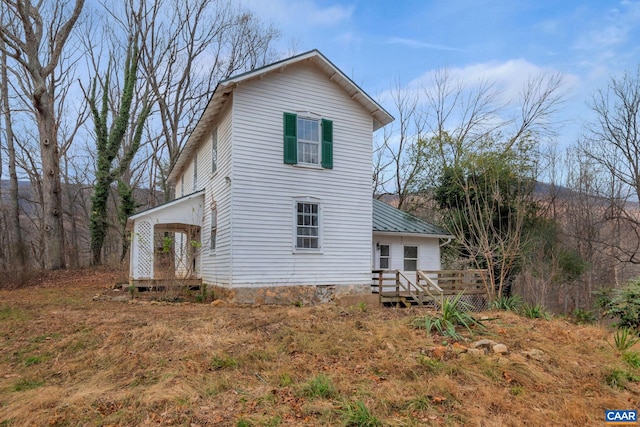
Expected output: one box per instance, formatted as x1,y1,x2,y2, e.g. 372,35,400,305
126,190,205,230
372,198,452,238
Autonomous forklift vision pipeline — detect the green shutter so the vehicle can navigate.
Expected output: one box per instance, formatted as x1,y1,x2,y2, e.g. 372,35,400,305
283,112,297,164
321,118,333,169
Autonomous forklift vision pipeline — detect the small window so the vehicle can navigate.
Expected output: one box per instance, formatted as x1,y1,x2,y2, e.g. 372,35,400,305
211,128,218,175
193,151,198,191
404,246,418,271
296,201,319,249
379,244,390,269
297,117,320,165
180,175,184,196
210,205,217,251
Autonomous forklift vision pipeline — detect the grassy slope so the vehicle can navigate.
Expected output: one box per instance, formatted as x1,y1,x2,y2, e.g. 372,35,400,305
0,267,638,426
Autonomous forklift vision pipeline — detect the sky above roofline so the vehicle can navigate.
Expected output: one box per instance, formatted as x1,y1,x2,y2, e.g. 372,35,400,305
240,0,640,152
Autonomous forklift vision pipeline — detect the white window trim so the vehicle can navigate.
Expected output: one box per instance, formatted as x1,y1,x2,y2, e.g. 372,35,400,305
192,151,198,192
378,243,390,270
211,128,218,176
296,114,321,166
292,196,322,253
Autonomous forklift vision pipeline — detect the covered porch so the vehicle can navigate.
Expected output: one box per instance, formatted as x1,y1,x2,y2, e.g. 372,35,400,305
127,191,205,284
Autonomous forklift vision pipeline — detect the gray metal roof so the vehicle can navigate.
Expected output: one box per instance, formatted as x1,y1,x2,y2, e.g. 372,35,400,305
372,198,452,237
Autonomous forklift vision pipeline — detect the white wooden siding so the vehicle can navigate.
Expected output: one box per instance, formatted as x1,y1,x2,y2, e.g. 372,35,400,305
372,234,442,274
198,102,233,286
229,62,373,286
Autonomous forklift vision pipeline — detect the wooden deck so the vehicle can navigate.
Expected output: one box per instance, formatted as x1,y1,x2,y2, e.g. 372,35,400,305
126,278,202,292
372,269,489,309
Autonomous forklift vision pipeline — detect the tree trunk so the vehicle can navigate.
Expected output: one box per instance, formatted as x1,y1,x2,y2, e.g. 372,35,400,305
34,90,66,270
1,51,25,269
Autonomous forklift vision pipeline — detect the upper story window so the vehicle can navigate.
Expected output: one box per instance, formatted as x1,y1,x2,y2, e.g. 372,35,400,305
180,175,184,196
283,112,333,169
193,151,198,191
211,128,218,175
297,117,320,164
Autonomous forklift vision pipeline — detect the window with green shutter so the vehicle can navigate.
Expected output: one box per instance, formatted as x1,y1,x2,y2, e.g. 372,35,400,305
283,112,333,169
321,118,333,169
283,113,297,164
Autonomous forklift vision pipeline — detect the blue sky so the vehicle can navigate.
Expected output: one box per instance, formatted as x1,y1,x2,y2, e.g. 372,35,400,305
242,0,640,147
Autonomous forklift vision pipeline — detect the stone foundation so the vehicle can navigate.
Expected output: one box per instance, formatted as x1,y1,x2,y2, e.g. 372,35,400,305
207,283,371,305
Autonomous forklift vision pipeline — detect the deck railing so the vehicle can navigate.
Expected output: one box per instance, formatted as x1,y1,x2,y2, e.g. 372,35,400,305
372,269,489,309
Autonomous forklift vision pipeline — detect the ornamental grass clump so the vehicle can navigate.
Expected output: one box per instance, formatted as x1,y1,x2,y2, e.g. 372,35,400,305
413,293,485,340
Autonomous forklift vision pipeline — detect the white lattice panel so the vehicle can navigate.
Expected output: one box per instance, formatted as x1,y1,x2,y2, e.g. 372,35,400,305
137,220,153,278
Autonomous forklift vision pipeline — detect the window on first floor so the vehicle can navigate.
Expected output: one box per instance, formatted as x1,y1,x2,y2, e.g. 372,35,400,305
404,246,418,271
379,244,390,269
296,201,319,250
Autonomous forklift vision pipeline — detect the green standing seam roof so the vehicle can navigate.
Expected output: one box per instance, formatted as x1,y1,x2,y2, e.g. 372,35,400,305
372,198,452,237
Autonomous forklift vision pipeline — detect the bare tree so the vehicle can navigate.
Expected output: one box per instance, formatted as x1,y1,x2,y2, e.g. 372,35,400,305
0,47,25,269
134,0,279,200
0,0,85,270
374,82,428,210
584,67,640,264
424,70,565,298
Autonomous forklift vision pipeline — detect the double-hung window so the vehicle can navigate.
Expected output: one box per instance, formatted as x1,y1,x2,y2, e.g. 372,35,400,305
404,246,418,271
283,112,333,169
379,244,390,269
296,201,319,249
297,117,320,164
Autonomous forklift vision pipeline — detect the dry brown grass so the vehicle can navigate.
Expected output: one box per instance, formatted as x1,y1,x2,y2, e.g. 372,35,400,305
0,266,638,426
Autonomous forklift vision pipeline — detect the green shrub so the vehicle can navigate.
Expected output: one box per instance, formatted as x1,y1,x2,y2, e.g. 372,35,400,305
596,280,640,331
612,328,640,352
520,303,550,320
572,308,596,324
491,294,522,311
413,293,485,341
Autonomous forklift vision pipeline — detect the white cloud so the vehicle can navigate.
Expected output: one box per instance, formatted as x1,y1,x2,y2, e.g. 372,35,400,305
240,0,354,28
408,59,579,105
573,1,640,52
385,37,463,52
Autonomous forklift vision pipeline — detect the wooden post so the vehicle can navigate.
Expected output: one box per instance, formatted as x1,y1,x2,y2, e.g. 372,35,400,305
378,270,383,306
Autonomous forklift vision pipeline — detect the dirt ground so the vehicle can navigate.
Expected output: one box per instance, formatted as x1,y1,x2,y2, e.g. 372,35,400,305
0,266,638,426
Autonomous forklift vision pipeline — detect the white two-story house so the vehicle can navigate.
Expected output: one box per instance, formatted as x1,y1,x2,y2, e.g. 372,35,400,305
127,50,451,304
